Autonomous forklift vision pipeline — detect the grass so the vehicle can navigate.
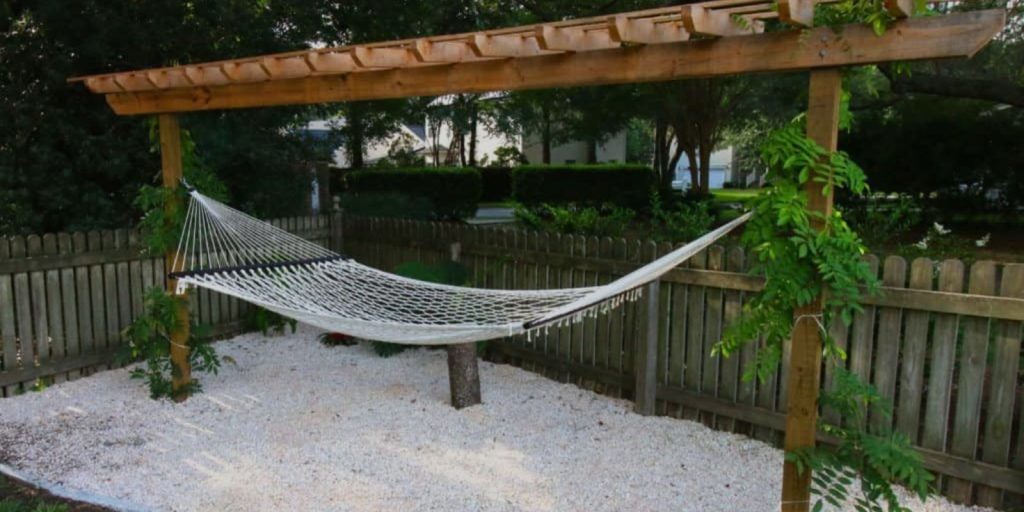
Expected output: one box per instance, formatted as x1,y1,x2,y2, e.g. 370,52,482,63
0,475,102,512
710,188,761,204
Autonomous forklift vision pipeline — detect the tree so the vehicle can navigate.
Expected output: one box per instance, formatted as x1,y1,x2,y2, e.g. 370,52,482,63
0,0,327,233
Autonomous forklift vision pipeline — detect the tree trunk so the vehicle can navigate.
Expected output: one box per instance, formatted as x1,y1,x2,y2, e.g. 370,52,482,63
667,143,684,192
699,144,712,193
469,104,478,167
459,132,467,167
348,107,365,169
586,138,598,164
446,343,482,409
685,147,699,194
541,107,552,164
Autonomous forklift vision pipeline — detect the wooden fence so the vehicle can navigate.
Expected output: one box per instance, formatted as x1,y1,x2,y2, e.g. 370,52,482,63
1,212,1020,509
0,214,339,396
340,215,1024,510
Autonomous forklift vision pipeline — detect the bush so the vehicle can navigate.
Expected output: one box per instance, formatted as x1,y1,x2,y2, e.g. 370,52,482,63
511,164,654,212
646,191,716,242
338,192,435,220
480,167,513,202
346,167,481,220
515,203,634,237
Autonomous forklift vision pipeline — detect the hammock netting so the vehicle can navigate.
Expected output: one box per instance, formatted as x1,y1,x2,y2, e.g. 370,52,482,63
170,190,750,345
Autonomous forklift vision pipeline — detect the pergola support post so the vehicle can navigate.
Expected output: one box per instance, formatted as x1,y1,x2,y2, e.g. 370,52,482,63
447,242,481,409
158,114,192,402
780,69,842,512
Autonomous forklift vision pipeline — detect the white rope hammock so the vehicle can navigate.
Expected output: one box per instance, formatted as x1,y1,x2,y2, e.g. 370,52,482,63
171,189,750,345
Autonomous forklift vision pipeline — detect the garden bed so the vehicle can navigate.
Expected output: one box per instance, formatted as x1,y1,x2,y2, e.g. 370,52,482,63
0,326,991,511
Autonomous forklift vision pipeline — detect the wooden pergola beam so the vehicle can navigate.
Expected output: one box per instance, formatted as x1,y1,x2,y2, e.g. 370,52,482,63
98,11,1004,116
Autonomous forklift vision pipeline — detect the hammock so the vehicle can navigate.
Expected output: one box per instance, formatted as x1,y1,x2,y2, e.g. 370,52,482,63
169,189,750,345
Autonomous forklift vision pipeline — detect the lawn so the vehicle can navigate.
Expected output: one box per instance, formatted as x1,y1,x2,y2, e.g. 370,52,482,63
711,188,761,204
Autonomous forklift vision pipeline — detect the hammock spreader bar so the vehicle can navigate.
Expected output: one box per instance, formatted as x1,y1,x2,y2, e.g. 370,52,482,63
168,255,349,280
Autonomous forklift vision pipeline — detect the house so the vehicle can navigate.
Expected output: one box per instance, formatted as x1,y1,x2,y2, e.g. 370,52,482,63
521,130,628,165
672,147,736,191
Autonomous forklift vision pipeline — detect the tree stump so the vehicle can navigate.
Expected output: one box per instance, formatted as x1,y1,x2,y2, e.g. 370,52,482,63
446,343,481,409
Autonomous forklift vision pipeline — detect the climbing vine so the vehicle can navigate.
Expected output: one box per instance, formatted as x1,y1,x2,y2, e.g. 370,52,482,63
712,2,939,507
123,120,226,400
121,288,220,400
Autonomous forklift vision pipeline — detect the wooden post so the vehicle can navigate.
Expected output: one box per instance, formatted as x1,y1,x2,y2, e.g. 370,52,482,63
780,68,842,512
447,242,481,409
158,114,192,402
634,280,660,415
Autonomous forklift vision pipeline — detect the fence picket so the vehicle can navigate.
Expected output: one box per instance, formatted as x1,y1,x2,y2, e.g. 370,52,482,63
976,264,1023,507
87,232,106,348
43,234,63,368
27,235,48,367
922,260,966,457
0,238,16,395
683,249,707,422
872,256,907,432
947,261,997,502
12,237,36,374
896,257,934,443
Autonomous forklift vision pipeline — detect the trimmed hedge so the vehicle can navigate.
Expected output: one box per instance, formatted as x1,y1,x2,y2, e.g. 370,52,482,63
480,167,513,202
511,164,654,212
346,167,481,220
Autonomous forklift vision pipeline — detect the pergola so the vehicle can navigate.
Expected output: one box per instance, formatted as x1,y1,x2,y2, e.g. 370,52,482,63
70,2,1004,510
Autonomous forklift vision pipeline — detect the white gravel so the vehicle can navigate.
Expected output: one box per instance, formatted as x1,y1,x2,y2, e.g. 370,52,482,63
0,325,992,512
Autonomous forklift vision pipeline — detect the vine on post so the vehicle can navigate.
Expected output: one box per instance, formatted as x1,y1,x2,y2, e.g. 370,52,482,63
121,121,226,400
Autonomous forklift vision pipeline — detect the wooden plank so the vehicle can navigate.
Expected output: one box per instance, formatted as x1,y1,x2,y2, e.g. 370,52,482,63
595,237,613,372
683,249,707,421
0,238,16,395
87,232,107,348
667,244,688,419
946,260,996,503
895,257,934,443
718,245,742,431
115,230,132,338
56,234,80,376
42,235,64,368
103,13,1006,115
0,347,121,388
12,237,36,371
976,264,1023,507
73,232,94,358
0,246,148,274
921,260,965,453
128,233,145,321
361,240,1024,321
159,113,191,401
609,238,628,396
102,231,120,346
27,235,48,366
635,273,660,415
847,254,880,423
655,241,672,414
702,246,725,427
571,235,586,370
781,68,841,512
557,234,573,381
871,255,907,432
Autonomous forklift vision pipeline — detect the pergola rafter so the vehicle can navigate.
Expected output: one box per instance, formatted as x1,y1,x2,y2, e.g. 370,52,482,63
68,3,1005,511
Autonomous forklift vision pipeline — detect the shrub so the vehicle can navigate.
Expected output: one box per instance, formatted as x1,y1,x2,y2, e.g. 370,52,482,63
511,164,654,212
338,191,435,220
480,167,513,202
514,203,634,237
646,191,716,242
120,288,220,400
346,167,481,220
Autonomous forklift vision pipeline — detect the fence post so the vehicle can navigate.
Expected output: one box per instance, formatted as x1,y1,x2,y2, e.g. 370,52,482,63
446,241,481,409
634,280,660,415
